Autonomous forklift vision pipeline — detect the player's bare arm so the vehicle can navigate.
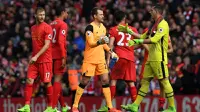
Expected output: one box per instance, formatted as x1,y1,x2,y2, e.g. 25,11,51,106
29,40,51,64
168,42,173,53
167,37,173,53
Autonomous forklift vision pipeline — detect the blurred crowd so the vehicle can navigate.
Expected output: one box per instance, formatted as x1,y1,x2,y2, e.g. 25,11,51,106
0,0,200,98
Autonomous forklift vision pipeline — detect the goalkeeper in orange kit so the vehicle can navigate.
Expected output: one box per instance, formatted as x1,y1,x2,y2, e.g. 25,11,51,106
71,7,121,112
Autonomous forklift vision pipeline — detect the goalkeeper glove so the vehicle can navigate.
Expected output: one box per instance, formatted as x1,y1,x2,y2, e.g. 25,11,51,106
111,52,119,60
97,36,109,45
117,23,134,35
128,39,144,46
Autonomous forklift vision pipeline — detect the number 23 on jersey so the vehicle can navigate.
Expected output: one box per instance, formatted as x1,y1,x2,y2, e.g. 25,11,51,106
117,32,132,46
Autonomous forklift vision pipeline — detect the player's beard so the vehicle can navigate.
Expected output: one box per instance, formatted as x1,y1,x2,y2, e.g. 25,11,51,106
36,17,44,24
99,17,104,23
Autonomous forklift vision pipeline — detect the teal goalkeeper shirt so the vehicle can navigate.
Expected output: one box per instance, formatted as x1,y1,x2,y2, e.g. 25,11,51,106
143,19,169,64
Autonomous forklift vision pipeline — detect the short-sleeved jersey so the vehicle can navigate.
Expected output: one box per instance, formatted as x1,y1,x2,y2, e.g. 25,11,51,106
83,22,107,64
31,22,53,63
147,19,169,64
50,18,68,59
109,25,138,61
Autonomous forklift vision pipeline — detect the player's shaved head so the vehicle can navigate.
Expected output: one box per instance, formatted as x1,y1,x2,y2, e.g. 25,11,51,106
153,4,164,15
35,7,45,14
115,10,126,23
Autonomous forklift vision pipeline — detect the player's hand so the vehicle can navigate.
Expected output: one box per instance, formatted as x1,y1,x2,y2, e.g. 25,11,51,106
29,56,38,64
117,23,134,35
97,36,109,45
61,58,66,68
128,39,144,46
111,52,119,61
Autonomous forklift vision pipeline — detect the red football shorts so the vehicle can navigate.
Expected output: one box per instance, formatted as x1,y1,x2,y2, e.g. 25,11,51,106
27,62,52,83
110,58,136,82
53,59,66,75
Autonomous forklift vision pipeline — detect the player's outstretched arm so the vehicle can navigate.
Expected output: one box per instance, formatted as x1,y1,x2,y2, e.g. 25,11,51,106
117,23,147,39
128,24,166,47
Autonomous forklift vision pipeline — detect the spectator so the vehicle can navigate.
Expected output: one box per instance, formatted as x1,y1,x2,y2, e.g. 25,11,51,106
72,31,85,52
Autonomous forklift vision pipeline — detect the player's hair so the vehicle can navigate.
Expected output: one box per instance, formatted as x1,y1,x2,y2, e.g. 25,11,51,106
153,4,164,15
56,6,66,16
114,10,126,23
35,7,45,14
91,7,102,18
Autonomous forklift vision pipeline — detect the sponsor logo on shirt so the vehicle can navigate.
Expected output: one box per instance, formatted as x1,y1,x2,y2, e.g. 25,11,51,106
48,34,52,39
62,30,65,35
87,31,91,36
159,28,163,32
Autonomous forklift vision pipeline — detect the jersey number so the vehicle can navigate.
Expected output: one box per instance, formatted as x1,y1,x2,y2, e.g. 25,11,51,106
45,72,50,80
52,28,56,43
117,32,131,46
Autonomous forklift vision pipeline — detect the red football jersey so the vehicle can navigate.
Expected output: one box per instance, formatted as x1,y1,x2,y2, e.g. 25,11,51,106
50,18,68,59
109,25,138,61
31,22,53,63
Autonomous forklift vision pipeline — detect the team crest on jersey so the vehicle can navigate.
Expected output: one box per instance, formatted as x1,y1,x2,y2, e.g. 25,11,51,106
48,34,52,39
62,30,65,35
87,31,91,36
159,28,163,32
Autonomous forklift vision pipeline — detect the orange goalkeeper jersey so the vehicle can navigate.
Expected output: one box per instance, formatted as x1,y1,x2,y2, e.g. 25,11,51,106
83,22,109,64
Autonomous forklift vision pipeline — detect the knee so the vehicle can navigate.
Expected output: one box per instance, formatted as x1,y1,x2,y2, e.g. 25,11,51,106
110,80,117,86
80,78,90,86
159,78,174,96
44,82,52,87
126,81,135,87
101,78,109,85
26,78,34,84
54,75,62,82
141,78,151,85
159,78,170,87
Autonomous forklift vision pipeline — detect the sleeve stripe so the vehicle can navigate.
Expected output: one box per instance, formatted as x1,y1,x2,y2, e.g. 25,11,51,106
161,36,164,61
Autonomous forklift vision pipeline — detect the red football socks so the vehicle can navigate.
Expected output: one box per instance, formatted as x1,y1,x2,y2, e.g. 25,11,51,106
25,84,33,104
47,86,53,107
110,86,116,100
52,82,61,108
59,89,66,107
129,86,137,102
159,97,165,109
